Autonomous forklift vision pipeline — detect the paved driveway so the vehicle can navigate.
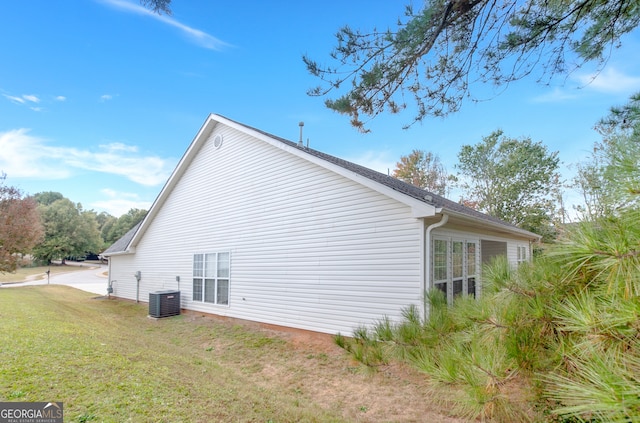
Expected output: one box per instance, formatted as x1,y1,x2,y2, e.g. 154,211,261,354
1,264,109,296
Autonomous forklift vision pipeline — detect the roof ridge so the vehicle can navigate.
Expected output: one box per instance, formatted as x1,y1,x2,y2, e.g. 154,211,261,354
104,114,539,255
216,114,537,236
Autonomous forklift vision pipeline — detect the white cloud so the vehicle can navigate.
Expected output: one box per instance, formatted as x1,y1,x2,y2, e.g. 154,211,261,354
62,143,171,186
0,129,72,178
3,93,41,105
100,94,113,102
575,67,640,94
91,189,152,217
101,142,138,153
101,188,131,198
0,128,174,186
531,87,578,103
98,0,230,50
3,94,25,104
55,96,67,102
22,94,40,103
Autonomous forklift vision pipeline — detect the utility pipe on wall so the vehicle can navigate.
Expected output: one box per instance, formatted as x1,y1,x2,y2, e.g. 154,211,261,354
423,213,449,321
134,271,141,303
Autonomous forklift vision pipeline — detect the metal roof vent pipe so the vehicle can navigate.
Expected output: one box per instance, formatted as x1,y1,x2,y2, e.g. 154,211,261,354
298,122,304,147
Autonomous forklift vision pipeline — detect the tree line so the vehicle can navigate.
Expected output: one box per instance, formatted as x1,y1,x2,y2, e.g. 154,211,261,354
392,93,640,245
1,93,636,271
0,187,146,271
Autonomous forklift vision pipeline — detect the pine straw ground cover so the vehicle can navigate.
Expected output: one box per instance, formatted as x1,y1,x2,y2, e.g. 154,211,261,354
0,285,466,423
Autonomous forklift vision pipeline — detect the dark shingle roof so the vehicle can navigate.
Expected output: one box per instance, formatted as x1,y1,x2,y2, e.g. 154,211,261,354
225,115,538,237
102,221,142,256
103,115,539,255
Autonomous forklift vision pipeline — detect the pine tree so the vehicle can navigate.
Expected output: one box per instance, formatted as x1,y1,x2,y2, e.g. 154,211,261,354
336,94,640,421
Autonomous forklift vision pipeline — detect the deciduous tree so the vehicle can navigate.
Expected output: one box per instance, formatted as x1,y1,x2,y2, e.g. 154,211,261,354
103,208,147,246
456,130,560,239
0,180,44,272
392,149,449,195
33,191,64,206
32,195,102,264
305,1,640,131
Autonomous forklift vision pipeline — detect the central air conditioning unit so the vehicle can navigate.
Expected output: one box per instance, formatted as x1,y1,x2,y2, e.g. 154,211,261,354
149,290,181,318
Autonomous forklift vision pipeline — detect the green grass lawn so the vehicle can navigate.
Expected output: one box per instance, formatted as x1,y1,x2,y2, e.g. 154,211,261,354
0,286,454,423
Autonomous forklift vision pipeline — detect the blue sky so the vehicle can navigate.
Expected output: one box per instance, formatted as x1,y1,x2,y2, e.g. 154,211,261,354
2,1,640,217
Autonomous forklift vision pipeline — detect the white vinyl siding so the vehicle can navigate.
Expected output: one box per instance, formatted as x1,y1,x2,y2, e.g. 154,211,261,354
107,120,537,335
109,126,422,335
107,254,140,301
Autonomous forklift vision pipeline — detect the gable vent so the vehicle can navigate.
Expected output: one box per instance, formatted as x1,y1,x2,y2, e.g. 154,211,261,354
213,134,223,149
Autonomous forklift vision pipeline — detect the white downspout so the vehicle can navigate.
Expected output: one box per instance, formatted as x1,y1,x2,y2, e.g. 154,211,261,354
107,258,113,298
424,213,449,321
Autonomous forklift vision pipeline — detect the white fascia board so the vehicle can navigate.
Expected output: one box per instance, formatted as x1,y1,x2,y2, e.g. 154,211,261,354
103,248,136,257
211,114,437,219
443,209,541,241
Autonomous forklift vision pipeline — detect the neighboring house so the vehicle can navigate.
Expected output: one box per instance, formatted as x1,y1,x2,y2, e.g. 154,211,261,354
103,114,540,335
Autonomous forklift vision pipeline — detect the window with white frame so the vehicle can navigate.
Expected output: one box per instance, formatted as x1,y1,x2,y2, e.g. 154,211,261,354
517,246,528,265
452,241,464,296
433,239,449,297
432,238,479,304
466,241,477,297
193,252,230,305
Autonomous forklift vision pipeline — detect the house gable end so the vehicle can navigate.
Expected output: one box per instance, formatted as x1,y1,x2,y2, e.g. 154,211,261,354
121,113,538,254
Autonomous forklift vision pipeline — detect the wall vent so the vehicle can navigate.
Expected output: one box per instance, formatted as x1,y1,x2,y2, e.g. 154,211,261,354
213,134,223,149
149,290,181,318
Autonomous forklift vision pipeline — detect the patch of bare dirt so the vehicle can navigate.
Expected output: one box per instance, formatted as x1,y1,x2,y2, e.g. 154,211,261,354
183,311,467,422
265,329,464,422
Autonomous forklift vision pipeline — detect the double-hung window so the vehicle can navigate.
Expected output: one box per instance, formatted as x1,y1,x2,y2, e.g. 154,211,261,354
432,238,478,304
193,252,230,305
